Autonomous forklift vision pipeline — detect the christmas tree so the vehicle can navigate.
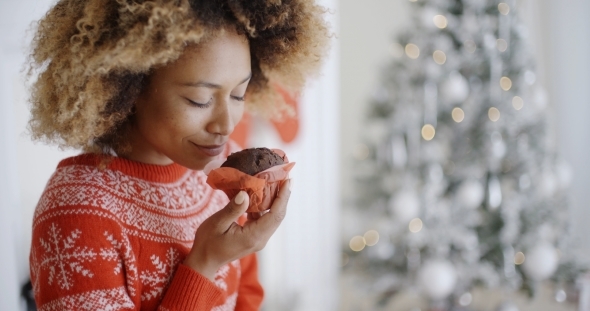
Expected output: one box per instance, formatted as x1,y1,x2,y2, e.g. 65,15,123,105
344,0,586,309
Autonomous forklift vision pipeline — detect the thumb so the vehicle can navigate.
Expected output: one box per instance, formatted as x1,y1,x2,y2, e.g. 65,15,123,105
217,191,249,229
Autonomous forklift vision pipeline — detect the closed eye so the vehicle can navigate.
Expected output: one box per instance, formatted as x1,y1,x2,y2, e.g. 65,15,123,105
231,95,245,102
186,98,211,108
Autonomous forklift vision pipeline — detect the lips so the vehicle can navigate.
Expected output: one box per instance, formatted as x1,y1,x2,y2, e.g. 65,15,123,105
192,142,226,157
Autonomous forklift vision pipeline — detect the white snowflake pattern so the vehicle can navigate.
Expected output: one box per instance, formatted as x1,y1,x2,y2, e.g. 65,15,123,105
30,247,41,296
211,292,238,311
213,260,241,291
214,264,231,291
106,174,138,197
158,187,176,209
173,187,191,208
139,248,181,301
99,232,139,297
39,223,97,290
138,180,160,204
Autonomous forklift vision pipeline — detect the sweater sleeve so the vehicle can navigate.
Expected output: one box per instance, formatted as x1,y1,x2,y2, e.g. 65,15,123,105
158,264,223,311
235,253,264,310
30,209,223,311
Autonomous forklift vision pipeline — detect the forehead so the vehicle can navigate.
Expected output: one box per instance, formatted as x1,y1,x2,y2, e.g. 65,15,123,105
156,30,251,82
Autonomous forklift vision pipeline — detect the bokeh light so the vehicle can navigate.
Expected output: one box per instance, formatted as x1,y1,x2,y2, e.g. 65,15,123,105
512,96,524,110
353,143,369,160
498,3,510,15
452,107,465,123
364,230,380,246
514,252,525,265
421,124,436,141
464,40,476,53
433,15,448,29
409,218,423,233
488,107,501,122
433,50,447,65
405,43,420,59
497,39,508,52
349,236,366,252
500,76,512,91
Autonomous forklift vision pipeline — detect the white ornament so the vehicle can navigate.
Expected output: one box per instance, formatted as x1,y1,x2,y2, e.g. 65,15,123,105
456,180,484,209
418,260,457,300
441,72,469,104
496,301,519,311
556,161,573,189
389,190,420,223
539,172,557,197
533,87,548,110
522,243,559,281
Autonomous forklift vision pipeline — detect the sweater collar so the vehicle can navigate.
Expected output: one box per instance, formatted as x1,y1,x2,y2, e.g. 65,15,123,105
57,153,190,183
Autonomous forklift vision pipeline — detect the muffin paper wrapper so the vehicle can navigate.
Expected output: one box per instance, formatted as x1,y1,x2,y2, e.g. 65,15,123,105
205,149,294,213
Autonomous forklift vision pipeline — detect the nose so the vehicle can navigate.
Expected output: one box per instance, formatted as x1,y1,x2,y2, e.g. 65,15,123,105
206,98,237,137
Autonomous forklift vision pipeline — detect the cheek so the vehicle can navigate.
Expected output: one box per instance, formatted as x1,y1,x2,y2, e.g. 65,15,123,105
232,103,245,125
136,97,203,140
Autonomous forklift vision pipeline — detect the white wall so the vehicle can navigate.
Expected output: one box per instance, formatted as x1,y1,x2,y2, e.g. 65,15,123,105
1,1,78,310
256,0,340,309
339,0,412,204
536,0,590,255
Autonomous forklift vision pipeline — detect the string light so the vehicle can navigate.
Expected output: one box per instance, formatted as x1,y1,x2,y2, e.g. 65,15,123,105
433,15,448,29
353,143,369,160
500,76,512,91
464,40,476,53
512,96,524,110
349,236,366,252
409,218,423,233
341,253,349,267
488,107,501,122
497,39,508,52
452,107,465,123
421,124,436,141
433,50,446,65
405,43,420,59
364,230,380,246
514,252,525,265
498,3,510,15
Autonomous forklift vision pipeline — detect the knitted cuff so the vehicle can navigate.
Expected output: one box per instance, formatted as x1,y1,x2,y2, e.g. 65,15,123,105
160,264,223,311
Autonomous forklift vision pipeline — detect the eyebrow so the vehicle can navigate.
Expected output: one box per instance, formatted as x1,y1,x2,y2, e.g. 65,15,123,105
180,73,252,89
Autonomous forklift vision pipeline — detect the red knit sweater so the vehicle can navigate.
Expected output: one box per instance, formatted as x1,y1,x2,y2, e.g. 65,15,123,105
29,147,263,311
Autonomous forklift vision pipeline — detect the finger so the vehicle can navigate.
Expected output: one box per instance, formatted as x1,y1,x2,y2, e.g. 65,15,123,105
213,191,250,230
244,179,291,237
247,212,263,221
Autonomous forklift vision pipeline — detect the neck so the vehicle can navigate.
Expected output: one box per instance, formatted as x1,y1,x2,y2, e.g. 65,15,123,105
119,125,174,166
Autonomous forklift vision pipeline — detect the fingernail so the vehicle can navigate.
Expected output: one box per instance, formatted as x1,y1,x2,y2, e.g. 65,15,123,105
234,191,246,205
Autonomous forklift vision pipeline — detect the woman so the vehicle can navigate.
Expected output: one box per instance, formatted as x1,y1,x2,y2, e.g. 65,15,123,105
27,0,329,310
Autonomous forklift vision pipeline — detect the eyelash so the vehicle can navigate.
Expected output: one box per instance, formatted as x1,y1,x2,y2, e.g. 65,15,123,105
187,96,245,108
188,99,211,108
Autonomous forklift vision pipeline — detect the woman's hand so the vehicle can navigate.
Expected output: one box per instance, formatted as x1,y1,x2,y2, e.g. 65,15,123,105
184,180,291,280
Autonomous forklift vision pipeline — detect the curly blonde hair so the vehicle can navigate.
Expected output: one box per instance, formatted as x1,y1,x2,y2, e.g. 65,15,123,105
28,0,330,152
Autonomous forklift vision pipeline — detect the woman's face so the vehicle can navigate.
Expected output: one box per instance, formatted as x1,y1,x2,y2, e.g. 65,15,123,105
127,29,251,169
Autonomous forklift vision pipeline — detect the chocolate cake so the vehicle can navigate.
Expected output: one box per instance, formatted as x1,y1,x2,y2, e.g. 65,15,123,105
221,147,285,176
